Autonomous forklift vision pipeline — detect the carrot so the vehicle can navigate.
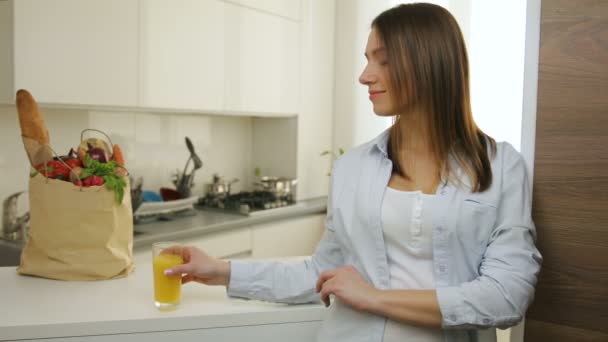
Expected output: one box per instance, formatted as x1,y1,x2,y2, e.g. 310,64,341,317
77,147,87,166
112,144,125,167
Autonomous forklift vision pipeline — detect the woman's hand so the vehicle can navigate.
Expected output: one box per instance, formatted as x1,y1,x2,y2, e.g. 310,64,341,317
163,246,231,286
315,265,379,311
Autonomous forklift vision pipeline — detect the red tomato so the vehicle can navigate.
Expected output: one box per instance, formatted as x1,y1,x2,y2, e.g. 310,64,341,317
65,158,82,169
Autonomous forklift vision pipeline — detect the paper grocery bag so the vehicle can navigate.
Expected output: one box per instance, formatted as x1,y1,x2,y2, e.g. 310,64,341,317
18,173,134,280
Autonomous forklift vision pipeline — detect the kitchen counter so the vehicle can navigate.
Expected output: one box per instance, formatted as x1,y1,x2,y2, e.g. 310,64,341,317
133,197,327,248
0,259,325,341
0,197,327,266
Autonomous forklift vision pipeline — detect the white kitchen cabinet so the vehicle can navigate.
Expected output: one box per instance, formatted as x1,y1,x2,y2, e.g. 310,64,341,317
251,214,325,258
141,0,299,115
134,213,325,264
223,0,301,21
224,2,300,115
0,1,12,104
5,0,139,106
181,227,253,259
1,0,304,117
133,227,252,266
24,321,320,342
139,0,225,112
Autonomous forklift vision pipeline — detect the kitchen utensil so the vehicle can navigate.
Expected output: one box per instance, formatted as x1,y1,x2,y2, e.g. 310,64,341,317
185,137,202,169
130,176,144,213
174,137,203,198
160,187,182,201
205,174,239,198
255,177,298,198
2,191,30,241
142,191,163,202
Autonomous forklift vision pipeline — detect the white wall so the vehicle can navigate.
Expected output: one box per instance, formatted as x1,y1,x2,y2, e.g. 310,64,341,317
252,117,298,180
333,0,394,152
296,0,335,201
520,0,541,184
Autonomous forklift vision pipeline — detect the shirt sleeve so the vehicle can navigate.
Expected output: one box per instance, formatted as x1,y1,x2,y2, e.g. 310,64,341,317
227,165,345,304
436,144,543,329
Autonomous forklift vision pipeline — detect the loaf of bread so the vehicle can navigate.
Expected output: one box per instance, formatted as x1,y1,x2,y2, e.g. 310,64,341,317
16,89,53,166
16,89,49,145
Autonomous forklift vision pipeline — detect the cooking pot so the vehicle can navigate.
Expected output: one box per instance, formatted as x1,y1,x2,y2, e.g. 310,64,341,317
206,174,239,198
255,177,297,197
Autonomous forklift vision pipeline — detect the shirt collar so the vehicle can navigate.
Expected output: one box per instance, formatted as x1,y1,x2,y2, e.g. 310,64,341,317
371,127,456,189
372,128,391,157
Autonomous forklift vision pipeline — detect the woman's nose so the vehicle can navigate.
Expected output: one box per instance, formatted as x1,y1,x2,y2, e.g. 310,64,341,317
359,65,375,85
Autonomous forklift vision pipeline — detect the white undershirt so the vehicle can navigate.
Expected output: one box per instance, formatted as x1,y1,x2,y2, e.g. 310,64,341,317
381,187,444,342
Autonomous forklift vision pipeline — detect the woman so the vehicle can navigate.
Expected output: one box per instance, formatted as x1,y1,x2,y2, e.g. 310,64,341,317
165,3,542,341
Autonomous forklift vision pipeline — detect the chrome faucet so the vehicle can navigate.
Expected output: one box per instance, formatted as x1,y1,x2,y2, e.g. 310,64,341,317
2,192,30,241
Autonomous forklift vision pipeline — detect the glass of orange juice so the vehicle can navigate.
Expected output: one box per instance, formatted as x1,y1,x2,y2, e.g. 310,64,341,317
152,241,184,310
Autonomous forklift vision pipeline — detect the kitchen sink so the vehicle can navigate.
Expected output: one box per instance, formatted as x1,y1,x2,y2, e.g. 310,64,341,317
0,241,22,267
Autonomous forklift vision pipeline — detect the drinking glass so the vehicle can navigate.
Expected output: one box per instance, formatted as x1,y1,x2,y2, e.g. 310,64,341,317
152,241,183,310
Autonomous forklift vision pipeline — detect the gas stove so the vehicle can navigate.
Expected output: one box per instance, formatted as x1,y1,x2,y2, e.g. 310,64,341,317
197,190,295,215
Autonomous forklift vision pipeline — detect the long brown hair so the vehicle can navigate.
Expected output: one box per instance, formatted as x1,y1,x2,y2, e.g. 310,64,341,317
373,3,496,192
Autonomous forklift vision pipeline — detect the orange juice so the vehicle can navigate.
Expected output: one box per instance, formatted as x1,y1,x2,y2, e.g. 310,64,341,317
153,253,183,306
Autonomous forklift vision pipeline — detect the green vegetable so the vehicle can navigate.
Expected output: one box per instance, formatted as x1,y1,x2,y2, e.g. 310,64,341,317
80,154,127,204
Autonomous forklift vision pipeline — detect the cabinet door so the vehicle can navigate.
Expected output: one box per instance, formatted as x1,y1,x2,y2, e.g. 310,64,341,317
252,214,325,258
27,321,321,342
224,3,300,115
133,228,252,265
140,0,225,112
180,227,253,259
12,0,138,106
226,0,301,21
0,1,12,104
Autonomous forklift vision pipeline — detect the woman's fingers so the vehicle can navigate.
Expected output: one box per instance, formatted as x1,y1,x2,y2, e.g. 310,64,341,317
160,245,183,255
319,278,335,307
181,273,194,284
316,269,337,293
164,263,193,276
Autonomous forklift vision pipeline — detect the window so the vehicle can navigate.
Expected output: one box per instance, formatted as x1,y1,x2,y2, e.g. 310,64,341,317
392,0,527,150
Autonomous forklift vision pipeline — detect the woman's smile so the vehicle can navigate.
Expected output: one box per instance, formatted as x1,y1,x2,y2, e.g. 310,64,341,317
369,90,386,101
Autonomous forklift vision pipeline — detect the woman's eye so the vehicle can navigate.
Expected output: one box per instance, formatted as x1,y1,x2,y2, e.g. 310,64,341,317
380,60,388,66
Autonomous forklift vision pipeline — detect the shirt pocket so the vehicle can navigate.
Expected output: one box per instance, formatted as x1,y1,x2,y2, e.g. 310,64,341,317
455,197,498,251
331,207,355,255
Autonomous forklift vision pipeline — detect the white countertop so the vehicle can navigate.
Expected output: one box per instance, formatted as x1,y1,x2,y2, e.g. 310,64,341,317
0,260,325,341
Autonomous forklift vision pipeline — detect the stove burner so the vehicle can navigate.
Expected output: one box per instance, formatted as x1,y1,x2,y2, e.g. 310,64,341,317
198,190,294,214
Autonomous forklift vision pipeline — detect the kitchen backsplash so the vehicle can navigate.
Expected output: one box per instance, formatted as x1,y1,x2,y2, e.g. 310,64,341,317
0,105,297,221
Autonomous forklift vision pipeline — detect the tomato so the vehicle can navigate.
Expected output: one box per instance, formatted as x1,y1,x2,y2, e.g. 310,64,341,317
82,175,104,187
65,158,82,169
34,160,70,180
90,175,105,186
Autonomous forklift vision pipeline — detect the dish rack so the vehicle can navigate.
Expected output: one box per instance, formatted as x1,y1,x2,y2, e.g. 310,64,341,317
133,196,199,219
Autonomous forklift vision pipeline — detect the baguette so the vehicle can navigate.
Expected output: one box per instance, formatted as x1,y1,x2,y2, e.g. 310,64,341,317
16,89,49,145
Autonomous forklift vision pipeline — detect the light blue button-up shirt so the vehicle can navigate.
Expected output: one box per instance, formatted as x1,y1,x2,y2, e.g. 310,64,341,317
228,129,542,342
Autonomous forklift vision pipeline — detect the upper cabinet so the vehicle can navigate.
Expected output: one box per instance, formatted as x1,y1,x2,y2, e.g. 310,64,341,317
0,1,12,104
1,0,301,116
139,0,225,112
225,0,301,21
224,2,300,115
9,0,139,107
